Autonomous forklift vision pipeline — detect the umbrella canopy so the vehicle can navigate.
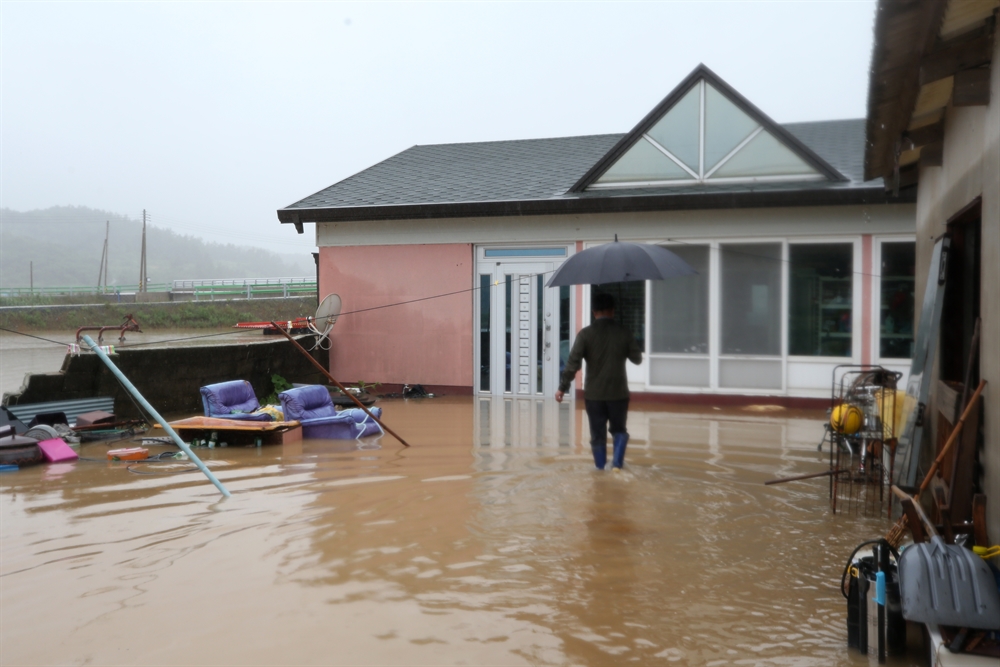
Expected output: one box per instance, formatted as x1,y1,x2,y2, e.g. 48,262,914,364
545,236,697,287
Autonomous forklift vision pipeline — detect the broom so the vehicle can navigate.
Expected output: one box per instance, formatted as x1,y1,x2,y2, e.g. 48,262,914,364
886,379,986,547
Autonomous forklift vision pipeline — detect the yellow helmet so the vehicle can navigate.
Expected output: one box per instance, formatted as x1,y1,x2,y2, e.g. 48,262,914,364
831,403,863,434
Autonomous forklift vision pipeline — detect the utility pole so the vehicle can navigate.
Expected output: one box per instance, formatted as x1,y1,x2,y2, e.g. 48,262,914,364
97,220,109,292
104,220,109,291
138,210,147,292
30,261,33,295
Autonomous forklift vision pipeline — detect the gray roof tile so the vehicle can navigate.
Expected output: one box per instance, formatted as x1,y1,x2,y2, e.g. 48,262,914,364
285,119,881,213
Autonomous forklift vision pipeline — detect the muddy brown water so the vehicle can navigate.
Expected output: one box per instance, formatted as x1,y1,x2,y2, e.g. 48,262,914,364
1,331,926,665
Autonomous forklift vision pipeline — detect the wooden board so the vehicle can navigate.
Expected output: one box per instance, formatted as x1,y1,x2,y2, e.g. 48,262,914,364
158,416,301,432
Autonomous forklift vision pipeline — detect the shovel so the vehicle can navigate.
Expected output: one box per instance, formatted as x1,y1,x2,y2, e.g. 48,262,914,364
893,486,1000,631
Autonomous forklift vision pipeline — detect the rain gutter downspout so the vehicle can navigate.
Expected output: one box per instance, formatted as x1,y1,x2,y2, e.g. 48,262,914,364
80,334,232,498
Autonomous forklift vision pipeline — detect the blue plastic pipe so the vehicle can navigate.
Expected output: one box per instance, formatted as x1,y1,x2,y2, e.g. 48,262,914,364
81,335,231,498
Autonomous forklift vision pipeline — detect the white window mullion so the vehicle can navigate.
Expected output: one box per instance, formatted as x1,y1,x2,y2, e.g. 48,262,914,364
699,81,706,180
780,241,789,394
708,241,720,389
643,134,700,179
704,126,764,179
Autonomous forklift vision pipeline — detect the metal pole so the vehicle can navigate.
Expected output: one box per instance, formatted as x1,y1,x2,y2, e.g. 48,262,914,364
270,322,411,446
103,221,109,292
80,334,231,498
30,261,33,294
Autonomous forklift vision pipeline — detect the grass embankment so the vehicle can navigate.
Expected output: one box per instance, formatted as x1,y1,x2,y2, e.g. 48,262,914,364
0,297,317,332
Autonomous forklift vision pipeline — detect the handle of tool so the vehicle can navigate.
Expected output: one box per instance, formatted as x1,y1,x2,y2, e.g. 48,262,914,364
891,485,939,538
915,379,985,500
271,323,410,447
81,334,231,498
764,469,843,485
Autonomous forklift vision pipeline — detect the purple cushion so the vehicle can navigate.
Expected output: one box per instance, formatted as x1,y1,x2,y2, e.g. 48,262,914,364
279,385,337,421
340,407,383,437
342,407,382,423
300,415,363,440
200,381,270,421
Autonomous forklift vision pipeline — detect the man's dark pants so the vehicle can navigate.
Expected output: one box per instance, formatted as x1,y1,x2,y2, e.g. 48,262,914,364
585,398,629,469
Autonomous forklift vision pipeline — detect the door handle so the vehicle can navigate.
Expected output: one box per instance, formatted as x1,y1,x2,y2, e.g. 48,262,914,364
543,314,552,360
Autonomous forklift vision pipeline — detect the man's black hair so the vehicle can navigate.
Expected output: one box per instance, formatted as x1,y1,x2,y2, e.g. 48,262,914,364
592,293,615,313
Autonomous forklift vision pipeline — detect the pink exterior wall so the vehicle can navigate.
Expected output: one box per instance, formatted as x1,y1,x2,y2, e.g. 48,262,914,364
318,244,474,388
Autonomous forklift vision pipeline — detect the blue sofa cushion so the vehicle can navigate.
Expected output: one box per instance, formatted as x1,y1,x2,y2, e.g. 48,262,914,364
279,385,337,421
200,380,272,421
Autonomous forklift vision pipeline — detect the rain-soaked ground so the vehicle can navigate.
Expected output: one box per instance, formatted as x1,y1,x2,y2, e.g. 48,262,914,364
1,331,929,666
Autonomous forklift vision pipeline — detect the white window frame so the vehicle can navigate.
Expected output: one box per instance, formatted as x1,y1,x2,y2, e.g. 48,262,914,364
632,236,865,396
872,235,918,366
590,80,826,190
785,236,863,363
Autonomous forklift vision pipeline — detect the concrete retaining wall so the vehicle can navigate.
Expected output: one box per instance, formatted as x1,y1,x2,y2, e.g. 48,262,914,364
3,339,330,419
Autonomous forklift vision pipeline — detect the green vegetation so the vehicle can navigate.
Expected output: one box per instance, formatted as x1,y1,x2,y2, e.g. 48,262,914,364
0,297,317,332
264,374,294,405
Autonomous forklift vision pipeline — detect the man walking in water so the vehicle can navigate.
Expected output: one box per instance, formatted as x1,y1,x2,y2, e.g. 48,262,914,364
555,293,643,470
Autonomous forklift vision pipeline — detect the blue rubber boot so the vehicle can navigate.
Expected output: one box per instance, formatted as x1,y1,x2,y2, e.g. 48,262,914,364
612,432,629,469
591,444,607,470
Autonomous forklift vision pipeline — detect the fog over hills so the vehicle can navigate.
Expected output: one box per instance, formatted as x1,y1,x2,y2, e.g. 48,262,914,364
1,206,315,288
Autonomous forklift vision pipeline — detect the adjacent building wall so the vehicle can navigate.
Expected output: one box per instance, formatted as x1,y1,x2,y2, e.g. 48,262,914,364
318,243,474,391
913,37,999,540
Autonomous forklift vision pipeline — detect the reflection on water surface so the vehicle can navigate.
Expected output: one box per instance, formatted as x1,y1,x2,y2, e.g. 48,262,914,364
1,397,914,665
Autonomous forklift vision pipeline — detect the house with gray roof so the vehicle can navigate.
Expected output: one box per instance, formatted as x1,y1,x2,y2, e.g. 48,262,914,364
278,64,915,403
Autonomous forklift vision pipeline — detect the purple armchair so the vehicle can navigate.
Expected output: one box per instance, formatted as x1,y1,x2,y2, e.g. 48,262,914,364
200,380,273,421
278,385,383,440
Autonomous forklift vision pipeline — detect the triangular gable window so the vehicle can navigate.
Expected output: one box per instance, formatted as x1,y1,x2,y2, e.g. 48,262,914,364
591,79,825,188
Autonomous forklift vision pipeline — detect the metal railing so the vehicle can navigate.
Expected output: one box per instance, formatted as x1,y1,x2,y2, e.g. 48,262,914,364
0,283,172,298
171,277,314,290
0,277,316,300
189,281,317,300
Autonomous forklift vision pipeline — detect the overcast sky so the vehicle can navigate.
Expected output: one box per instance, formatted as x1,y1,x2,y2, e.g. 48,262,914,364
1,1,876,255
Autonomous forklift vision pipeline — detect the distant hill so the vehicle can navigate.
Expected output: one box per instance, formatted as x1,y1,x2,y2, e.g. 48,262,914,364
0,206,315,288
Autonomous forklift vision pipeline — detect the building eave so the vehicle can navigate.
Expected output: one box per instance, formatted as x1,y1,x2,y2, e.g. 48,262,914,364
277,185,914,226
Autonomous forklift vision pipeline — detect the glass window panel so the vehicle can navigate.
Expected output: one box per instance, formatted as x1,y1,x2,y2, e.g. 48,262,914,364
651,244,709,353
597,137,691,184
480,274,491,391
721,243,782,355
788,244,853,357
711,130,818,178
591,282,645,351
559,285,570,376
650,358,710,387
703,84,759,172
646,85,701,171
505,275,512,392
880,242,915,359
719,359,782,389
536,275,543,394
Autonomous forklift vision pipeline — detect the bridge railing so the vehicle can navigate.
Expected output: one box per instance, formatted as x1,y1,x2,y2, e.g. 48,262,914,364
0,283,173,298
0,278,316,300
189,281,317,300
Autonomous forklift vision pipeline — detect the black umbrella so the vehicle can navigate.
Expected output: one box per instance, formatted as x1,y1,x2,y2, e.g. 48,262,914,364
545,236,697,287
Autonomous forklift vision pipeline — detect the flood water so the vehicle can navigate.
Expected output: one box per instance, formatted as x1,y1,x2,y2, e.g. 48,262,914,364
2,402,928,665
1,330,926,666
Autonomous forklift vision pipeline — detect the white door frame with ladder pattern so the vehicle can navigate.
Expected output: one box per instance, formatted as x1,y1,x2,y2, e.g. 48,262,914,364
475,247,572,397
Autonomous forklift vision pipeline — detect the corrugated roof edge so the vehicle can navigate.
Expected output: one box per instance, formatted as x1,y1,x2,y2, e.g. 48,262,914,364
277,184,913,226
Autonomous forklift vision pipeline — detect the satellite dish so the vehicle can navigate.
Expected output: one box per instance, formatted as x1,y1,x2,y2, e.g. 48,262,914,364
308,294,342,350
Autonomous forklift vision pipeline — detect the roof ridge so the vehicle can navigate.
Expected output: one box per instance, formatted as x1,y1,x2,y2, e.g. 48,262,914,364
409,133,625,149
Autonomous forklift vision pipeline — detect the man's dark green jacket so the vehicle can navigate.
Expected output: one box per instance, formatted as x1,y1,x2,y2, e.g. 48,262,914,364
558,318,643,401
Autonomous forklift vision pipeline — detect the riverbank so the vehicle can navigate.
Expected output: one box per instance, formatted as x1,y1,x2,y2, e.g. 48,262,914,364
0,296,317,331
